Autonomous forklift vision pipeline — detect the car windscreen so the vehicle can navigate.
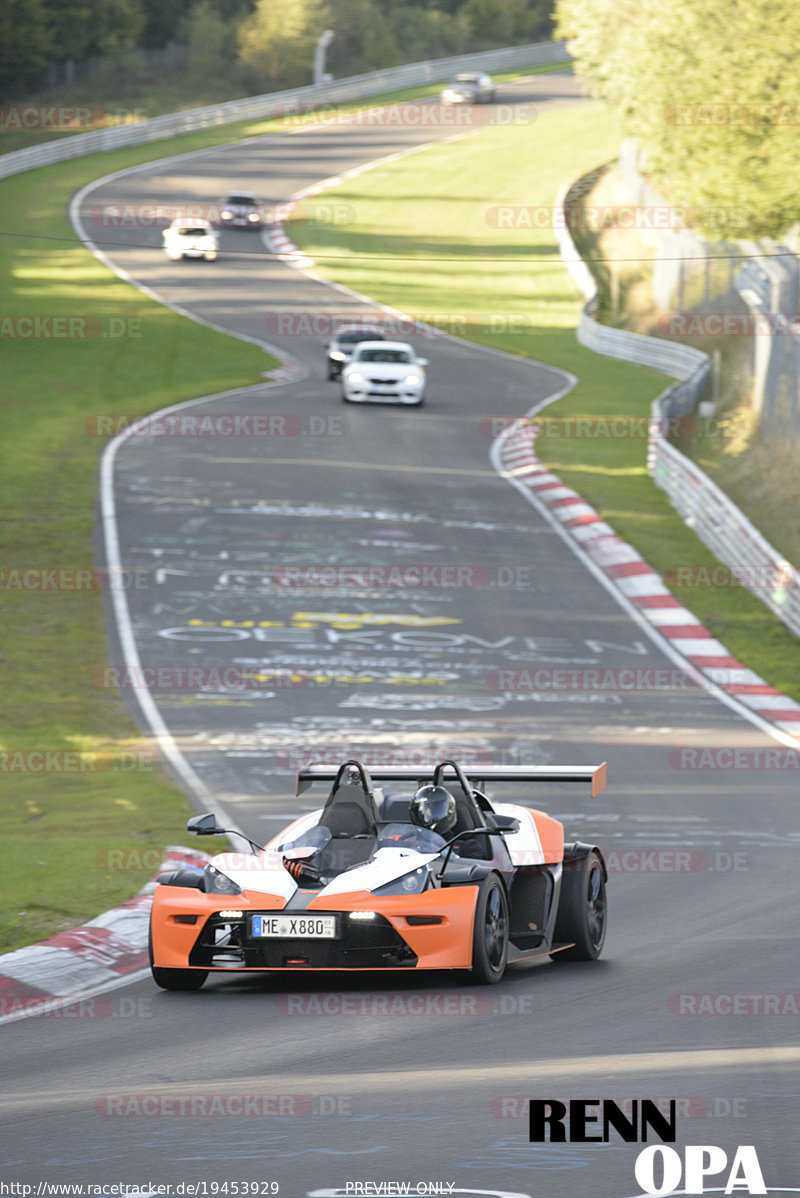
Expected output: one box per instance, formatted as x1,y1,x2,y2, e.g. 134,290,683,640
226,195,256,206
357,349,412,363
337,330,385,344
377,823,446,853
177,226,209,236
278,825,332,854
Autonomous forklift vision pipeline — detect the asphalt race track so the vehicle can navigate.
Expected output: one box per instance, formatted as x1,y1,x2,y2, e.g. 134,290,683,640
2,72,799,1198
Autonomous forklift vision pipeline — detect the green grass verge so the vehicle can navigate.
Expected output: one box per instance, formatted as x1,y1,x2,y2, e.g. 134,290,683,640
0,137,277,954
287,99,800,704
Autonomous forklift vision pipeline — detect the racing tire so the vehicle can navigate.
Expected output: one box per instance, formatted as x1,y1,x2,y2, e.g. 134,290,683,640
470,873,509,984
149,918,207,991
551,850,607,962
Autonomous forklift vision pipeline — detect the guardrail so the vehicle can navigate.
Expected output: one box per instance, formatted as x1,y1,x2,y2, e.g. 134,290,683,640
555,173,800,637
649,438,800,633
0,40,570,181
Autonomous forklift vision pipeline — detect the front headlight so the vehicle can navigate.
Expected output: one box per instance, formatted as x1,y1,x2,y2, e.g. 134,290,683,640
247,212,261,222
204,864,242,895
403,373,422,386
347,371,366,385
221,210,233,220
373,866,429,896
330,350,346,361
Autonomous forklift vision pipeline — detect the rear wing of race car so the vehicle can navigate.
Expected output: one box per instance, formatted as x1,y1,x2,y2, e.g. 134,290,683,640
296,759,607,798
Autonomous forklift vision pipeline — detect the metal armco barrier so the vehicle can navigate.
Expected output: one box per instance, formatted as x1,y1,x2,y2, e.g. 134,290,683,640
555,176,800,637
0,41,569,180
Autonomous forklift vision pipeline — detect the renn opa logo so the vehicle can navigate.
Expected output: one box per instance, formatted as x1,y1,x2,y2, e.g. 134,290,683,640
528,1100,768,1195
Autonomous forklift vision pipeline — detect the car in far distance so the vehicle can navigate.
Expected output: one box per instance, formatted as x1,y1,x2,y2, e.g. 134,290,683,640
326,324,386,380
341,341,427,406
440,72,496,104
162,218,219,261
218,191,263,228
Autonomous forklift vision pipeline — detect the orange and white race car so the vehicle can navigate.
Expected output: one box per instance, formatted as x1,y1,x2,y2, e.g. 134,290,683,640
149,759,608,990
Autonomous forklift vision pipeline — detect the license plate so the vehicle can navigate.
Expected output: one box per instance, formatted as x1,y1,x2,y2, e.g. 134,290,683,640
251,914,338,939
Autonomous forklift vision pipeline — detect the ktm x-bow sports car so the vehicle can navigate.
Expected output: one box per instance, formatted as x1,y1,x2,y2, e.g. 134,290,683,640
149,760,608,990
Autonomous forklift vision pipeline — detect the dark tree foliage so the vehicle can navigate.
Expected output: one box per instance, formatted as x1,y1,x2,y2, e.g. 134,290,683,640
0,0,51,99
7,0,552,106
139,0,191,48
43,0,145,62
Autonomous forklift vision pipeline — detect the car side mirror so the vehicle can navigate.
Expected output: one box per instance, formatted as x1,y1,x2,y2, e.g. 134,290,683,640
416,358,428,367
187,813,223,836
488,814,521,833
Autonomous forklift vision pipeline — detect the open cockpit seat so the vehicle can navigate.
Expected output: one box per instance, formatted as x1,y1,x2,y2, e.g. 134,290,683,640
314,778,380,872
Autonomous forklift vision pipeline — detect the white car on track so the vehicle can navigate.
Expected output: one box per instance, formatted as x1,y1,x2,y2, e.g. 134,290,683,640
162,217,219,261
341,341,428,405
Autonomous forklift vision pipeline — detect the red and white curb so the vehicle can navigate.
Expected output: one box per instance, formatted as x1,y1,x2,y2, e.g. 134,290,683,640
0,847,209,1023
262,360,305,383
264,197,314,267
497,418,800,743
263,170,354,267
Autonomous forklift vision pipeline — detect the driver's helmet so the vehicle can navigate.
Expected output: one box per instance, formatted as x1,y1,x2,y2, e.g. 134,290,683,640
410,785,457,838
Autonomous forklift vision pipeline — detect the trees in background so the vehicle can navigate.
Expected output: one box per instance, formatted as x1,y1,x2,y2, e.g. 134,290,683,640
186,0,242,84
0,0,54,97
555,0,800,237
45,0,145,63
1,0,553,102
238,0,330,86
